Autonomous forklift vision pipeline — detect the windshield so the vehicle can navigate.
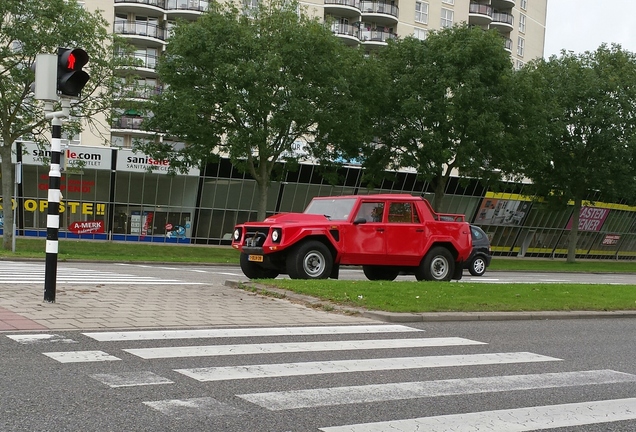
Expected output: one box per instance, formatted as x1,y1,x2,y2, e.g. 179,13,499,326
304,198,357,221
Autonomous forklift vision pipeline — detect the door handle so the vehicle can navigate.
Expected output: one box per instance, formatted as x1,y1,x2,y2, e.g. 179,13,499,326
415,229,424,232
376,228,385,232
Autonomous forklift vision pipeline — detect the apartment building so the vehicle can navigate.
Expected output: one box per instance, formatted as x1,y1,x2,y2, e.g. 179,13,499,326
82,0,546,148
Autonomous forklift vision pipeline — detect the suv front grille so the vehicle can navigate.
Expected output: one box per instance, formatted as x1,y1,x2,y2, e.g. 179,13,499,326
243,227,270,248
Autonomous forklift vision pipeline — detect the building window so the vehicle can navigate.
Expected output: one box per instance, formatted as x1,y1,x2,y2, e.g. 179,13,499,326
520,0,527,10
441,8,453,28
413,27,427,40
515,60,525,70
415,1,428,24
517,36,525,57
442,0,453,4
519,13,526,33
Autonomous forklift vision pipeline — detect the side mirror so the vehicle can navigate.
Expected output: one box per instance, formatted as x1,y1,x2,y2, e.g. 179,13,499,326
353,217,367,225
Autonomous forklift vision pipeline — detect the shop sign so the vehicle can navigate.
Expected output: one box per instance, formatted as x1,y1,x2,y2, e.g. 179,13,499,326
20,142,112,170
68,220,104,234
117,148,199,176
566,206,609,232
0,199,106,216
602,234,620,246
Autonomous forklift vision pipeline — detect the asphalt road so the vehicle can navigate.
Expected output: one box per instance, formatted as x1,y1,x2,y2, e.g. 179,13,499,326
1,319,635,431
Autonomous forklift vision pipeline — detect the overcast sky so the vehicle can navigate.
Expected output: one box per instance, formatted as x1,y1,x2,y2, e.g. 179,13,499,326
544,0,636,58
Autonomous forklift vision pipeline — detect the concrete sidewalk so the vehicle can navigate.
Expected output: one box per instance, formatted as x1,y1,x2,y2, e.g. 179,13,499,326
0,280,376,332
1,277,635,333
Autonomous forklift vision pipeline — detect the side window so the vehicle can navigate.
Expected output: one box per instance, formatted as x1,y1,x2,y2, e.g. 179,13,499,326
388,202,415,223
356,202,384,222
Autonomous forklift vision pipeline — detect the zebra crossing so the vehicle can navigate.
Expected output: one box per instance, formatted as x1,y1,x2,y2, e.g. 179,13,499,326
6,324,636,431
0,261,200,285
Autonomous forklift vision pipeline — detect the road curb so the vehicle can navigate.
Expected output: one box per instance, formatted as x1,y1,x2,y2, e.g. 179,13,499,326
226,280,636,323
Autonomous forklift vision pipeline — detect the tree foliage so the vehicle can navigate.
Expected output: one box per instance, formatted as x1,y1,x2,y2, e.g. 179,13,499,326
362,25,516,211
138,0,364,221
515,45,636,262
0,0,125,250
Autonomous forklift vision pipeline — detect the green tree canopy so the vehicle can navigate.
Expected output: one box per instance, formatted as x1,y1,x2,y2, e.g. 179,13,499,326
362,25,516,211
138,0,365,221
0,0,124,250
514,45,636,262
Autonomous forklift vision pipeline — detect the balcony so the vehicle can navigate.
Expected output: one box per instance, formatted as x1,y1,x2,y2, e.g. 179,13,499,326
360,29,397,46
115,85,163,100
114,21,167,45
491,0,515,10
468,2,492,26
116,52,159,73
114,0,164,15
165,0,209,18
331,23,360,46
360,1,399,25
491,12,514,33
324,0,360,18
503,37,512,52
112,115,145,131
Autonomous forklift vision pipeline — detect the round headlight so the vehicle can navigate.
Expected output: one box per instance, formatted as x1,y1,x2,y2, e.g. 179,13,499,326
233,228,240,241
271,229,279,242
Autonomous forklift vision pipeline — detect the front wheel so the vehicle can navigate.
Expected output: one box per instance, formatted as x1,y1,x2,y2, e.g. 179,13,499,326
240,253,280,279
468,256,487,276
286,241,333,279
416,247,455,281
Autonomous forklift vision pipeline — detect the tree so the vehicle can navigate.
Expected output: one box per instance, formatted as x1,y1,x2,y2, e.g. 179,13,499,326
137,0,363,221
0,0,125,250
363,25,516,211
514,45,636,262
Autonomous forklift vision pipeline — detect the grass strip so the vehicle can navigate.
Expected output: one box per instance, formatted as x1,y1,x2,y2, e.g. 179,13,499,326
260,279,636,313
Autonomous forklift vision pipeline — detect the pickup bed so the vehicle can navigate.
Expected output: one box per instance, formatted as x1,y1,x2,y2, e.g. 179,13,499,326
231,194,472,281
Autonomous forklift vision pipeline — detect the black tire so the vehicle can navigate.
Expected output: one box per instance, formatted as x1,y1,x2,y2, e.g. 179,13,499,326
286,240,333,279
362,265,399,281
468,255,487,276
416,247,455,281
240,253,279,279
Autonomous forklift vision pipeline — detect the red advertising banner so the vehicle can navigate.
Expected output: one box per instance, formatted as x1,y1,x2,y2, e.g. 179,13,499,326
566,206,610,232
602,234,620,246
68,220,104,234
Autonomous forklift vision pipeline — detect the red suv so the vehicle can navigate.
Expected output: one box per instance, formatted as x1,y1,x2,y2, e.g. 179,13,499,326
232,194,473,281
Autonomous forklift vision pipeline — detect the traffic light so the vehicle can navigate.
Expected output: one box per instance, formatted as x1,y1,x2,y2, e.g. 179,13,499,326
57,47,90,97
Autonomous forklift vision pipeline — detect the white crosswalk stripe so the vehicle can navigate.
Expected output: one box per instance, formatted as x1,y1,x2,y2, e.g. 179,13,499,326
318,398,636,432
8,324,636,430
0,262,200,285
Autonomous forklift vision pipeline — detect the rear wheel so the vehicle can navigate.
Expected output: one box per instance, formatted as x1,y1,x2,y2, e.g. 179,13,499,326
362,265,399,281
416,247,454,281
286,241,333,279
239,253,280,279
468,256,487,276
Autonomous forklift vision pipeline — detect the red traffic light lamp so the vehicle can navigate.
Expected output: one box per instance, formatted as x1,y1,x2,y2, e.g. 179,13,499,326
57,47,90,97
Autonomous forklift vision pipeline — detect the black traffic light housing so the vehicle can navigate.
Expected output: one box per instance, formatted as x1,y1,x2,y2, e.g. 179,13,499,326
57,47,90,97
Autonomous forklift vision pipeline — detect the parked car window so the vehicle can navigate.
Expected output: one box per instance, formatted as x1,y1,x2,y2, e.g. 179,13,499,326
388,202,415,223
356,202,384,222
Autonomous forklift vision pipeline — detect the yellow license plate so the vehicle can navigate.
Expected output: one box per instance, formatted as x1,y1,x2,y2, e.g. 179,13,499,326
248,255,264,262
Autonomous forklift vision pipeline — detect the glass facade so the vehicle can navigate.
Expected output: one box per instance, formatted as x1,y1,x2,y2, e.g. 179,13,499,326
1,142,635,259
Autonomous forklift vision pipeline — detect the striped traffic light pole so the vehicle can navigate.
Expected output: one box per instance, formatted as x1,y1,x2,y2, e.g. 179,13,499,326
43,116,63,303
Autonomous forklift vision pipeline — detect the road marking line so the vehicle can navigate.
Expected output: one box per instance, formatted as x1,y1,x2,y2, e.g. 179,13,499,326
143,397,243,418
318,397,636,432
91,371,174,388
6,334,77,344
176,352,559,382
43,350,120,363
239,370,635,410
84,324,421,341
125,337,485,359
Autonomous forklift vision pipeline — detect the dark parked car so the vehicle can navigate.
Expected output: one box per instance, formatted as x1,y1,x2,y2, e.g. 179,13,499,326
465,225,492,276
